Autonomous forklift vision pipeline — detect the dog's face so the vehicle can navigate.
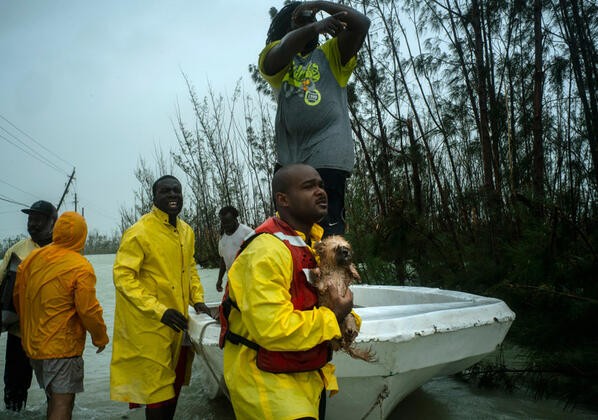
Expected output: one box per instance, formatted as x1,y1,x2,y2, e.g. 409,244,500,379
315,235,353,267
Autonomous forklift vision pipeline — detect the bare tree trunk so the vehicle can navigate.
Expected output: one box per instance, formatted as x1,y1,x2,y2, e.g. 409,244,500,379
532,0,545,215
406,119,423,215
471,0,496,203
556,0,598,187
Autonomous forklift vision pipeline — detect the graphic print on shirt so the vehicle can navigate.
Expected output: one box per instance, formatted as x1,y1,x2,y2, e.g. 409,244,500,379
287,61,322,106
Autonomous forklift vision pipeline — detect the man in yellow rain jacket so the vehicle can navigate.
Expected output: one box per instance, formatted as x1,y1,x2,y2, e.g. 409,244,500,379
110,175,210,420
222,164,355,420
0,200,56,412
13,211,109,420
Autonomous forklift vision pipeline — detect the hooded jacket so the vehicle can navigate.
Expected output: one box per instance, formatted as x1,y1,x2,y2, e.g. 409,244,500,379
13,211,109,359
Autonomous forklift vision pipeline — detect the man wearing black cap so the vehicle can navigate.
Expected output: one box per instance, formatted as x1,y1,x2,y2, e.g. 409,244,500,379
0,200,57,412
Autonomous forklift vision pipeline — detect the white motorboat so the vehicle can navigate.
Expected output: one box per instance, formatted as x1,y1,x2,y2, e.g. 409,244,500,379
188,285,515,419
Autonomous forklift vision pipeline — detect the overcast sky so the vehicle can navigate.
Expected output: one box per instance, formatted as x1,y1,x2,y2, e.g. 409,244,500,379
0,0,278,238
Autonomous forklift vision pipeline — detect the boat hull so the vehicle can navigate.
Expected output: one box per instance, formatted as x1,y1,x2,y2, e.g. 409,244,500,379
188,285,515,419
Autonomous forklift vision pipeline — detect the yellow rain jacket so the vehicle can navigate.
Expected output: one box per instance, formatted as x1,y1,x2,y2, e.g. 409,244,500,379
1,238,40,336
13,211,109,359
224,223,358,420
110,206,205,404
0,238,38,282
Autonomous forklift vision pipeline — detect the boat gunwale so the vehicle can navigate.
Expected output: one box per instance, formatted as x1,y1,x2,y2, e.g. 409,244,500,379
190,284,515,346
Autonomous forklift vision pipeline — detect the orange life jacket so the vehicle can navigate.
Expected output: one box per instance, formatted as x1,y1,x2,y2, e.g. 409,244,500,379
219,217,330,373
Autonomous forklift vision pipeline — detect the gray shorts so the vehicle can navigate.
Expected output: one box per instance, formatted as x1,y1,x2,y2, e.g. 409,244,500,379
30,356,84,394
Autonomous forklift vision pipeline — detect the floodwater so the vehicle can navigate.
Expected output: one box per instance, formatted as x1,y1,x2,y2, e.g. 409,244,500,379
1,253,596,419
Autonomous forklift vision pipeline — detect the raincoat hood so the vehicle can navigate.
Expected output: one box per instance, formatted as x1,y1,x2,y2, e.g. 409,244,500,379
52,211,87,252
13,211,108,359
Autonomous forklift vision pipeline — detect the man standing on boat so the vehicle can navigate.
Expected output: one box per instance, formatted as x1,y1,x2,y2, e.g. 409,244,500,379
0,200,57,412
13,211,109,420
215,205,254,292
220,163,355,419
110,175,211,420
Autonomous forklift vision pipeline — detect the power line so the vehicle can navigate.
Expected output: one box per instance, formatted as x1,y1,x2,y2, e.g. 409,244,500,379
0,124,66,172
77,193,120,222
0,178,39,199
0,132,68,175
0,193,28,207
0,113,74,169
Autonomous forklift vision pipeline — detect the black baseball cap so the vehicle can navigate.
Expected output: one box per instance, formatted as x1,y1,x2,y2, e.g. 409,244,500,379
21,200,58,219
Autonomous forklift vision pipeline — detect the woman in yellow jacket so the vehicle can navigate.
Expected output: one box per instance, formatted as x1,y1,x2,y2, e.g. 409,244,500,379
14,211,109,420
110,175,210,419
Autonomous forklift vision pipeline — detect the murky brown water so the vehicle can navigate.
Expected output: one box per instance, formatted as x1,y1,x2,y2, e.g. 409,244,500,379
1,253,595,419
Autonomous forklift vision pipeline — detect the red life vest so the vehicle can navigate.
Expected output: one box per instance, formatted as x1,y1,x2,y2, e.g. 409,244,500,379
218,217,331,373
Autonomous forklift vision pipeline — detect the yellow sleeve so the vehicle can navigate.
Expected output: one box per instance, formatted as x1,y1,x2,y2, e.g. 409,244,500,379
352,309,362,330
113,228,168,320
74,267,109,347
0,247,12,287
229,234,341,351
320,37,357,87
0,241,25,287
187,229,205,304
258,41,290,89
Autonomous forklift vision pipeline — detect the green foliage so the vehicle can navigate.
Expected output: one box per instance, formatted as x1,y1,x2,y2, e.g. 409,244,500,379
84,230,121,255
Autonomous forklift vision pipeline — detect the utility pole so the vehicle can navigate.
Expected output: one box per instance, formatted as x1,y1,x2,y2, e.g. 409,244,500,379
57,167,75,211
74,193,78,212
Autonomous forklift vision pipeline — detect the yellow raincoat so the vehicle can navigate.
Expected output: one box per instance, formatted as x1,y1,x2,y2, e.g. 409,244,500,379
224,223,357,420
0,238,38,282
1,238,39,336
13,211,109,359
110,206,205,404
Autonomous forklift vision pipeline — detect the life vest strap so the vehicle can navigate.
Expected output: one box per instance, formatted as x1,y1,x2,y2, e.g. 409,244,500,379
224,329,260,351
221,295,260,350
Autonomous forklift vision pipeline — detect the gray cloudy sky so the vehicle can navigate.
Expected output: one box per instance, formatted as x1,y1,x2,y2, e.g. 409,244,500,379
0,0,275,238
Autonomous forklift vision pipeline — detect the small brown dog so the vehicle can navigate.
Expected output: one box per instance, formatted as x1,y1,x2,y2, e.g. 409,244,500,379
310,235,375,362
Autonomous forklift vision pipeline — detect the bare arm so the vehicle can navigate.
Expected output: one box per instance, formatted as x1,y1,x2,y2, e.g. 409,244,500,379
262,18,330,76
262,1,370,75
302,1,370,65
299,1,371,65
216,257,226,292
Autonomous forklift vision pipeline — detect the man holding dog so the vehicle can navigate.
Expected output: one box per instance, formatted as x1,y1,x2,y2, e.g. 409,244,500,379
221,164,356,419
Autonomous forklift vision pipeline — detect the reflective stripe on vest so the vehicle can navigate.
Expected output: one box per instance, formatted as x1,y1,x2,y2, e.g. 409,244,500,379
218,217,330,373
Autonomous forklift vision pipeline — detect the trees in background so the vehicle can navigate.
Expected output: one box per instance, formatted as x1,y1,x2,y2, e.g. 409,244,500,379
343,0,596,286
84,230,121,255
121,0,596,403
343,0,597,403
120,79,275,266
